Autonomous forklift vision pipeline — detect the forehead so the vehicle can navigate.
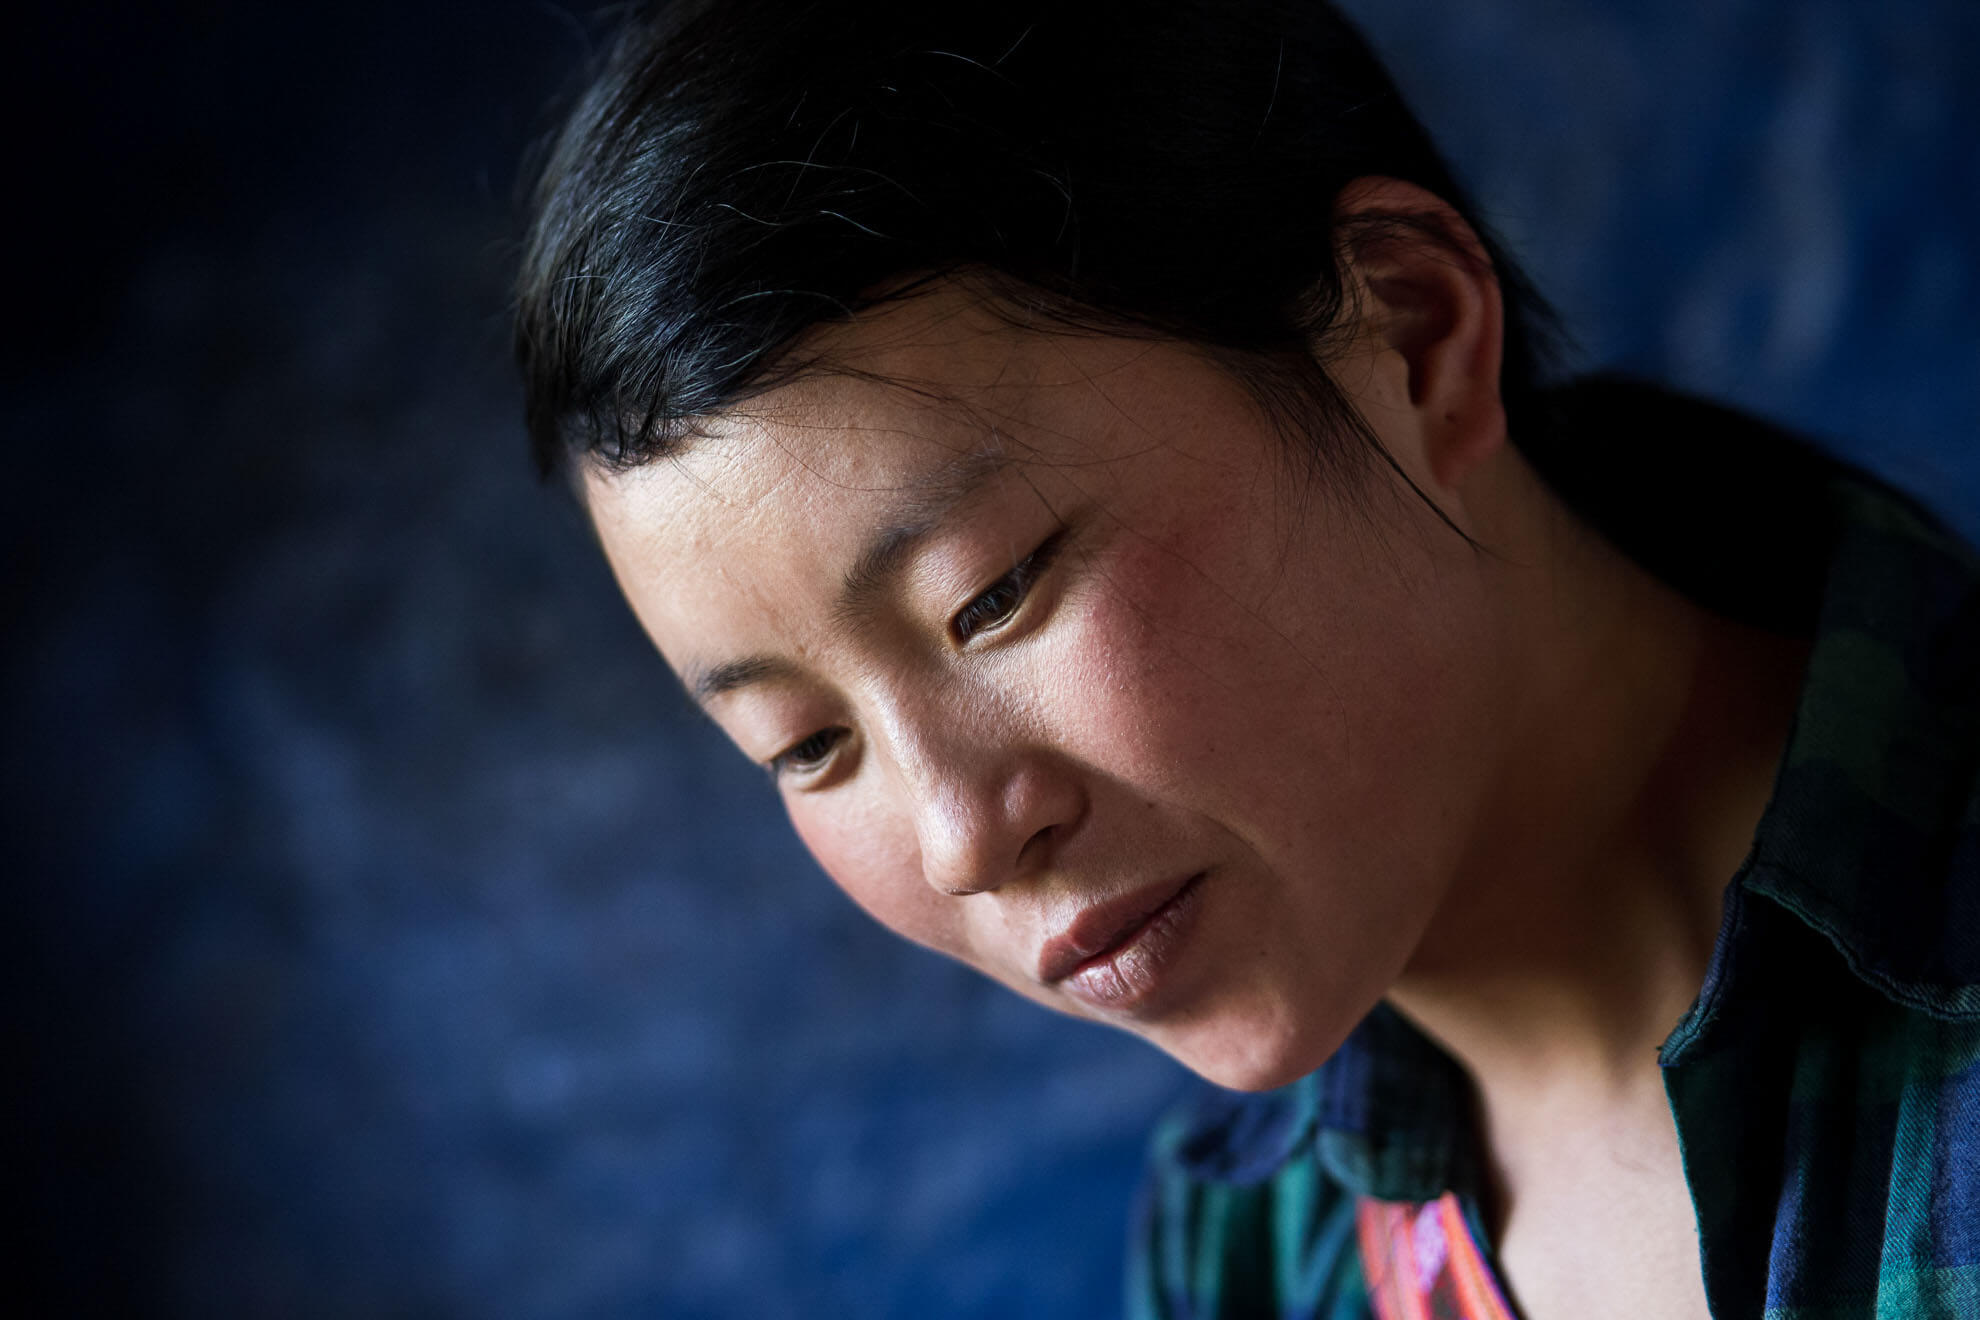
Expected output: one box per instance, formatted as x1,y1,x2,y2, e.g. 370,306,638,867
586,292,1182,549
577,298,1050,660
579,288,1280,674
597,293,1133,502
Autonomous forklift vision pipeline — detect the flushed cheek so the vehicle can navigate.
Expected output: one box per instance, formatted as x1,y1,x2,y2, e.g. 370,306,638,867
1057,535,1331,785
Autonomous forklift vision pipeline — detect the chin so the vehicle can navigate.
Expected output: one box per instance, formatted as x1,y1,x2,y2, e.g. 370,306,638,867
1160,1011,1355,1094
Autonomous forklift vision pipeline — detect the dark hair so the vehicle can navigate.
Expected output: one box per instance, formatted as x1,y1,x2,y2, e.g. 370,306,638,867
515,0,1559,482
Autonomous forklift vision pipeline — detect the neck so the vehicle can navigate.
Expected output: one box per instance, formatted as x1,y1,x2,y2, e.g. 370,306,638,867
1386,473,1810,1170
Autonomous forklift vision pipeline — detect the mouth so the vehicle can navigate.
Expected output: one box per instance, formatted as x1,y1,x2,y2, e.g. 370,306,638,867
1037,871,1207,1014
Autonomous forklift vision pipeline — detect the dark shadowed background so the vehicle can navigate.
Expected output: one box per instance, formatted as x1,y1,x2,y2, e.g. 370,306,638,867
8,1,1976,1315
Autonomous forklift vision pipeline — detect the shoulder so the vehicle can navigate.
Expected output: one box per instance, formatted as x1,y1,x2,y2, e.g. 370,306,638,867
1533,376,1980,1011
1745,467,1980,1017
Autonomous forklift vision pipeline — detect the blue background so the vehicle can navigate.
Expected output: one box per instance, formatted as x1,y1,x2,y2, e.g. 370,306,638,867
7,1,1975,1315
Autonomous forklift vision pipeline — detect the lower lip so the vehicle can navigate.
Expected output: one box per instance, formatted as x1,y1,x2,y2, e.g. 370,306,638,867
1060,873,1207,1015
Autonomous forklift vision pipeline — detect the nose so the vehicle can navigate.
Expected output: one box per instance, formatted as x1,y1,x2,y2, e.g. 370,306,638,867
889,708,1085,898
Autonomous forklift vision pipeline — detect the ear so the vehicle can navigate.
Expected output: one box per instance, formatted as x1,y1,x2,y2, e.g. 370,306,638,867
1331,177,1508,495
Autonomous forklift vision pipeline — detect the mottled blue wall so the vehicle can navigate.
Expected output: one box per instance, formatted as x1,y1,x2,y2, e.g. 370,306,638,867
7,2,1975,1316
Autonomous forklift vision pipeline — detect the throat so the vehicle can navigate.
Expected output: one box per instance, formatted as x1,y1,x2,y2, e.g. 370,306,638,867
1485,1082,1712,1320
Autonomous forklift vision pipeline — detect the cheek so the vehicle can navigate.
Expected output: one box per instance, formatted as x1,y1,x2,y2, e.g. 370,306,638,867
786,793,966,958
1060,530,1311,770
1060,514,1461,841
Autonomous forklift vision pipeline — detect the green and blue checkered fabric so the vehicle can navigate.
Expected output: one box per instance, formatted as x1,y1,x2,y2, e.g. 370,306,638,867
1127,414,1980,1319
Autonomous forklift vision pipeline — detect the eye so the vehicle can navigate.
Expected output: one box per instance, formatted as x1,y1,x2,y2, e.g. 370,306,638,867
951,529,1067,645
769,727,846,779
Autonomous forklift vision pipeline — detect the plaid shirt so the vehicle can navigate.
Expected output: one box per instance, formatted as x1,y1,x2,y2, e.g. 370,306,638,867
1127,399,1980,1319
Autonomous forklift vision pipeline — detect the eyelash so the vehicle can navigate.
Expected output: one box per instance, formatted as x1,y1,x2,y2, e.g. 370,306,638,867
951,528,1067,644
769,728,844,778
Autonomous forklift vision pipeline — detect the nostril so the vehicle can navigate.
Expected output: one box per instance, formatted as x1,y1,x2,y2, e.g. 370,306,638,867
1017,821,1059,872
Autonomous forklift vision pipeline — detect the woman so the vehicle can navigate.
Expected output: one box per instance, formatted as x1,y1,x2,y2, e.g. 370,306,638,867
515,1,1980,1315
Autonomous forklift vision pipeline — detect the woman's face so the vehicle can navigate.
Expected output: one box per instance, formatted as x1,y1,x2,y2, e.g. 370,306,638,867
585,291,1516,1090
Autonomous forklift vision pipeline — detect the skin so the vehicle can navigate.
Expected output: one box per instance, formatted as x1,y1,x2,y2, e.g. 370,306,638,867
585,182,1805,1318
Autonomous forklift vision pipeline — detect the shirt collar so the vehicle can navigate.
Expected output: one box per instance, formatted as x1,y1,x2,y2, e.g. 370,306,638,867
1700,477,1980,1027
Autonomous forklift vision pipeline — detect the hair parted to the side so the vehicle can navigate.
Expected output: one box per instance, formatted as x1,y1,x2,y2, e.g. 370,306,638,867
515,0,1560,482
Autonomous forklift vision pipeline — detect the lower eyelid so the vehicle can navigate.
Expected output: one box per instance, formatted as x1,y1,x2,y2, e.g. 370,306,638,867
956,528,1070,641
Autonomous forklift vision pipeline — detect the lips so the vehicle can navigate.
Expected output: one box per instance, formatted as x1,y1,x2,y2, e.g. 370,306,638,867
1036,871,1207,1013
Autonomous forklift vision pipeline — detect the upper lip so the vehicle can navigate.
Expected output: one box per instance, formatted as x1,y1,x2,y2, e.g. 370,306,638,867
1035,873,1200,984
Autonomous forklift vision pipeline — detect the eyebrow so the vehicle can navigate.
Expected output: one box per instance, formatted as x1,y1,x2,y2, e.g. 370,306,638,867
689,654,798,703
683,446,1011,707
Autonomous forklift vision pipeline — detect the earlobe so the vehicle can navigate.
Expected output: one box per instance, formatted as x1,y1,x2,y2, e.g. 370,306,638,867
1331,178,1508,495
